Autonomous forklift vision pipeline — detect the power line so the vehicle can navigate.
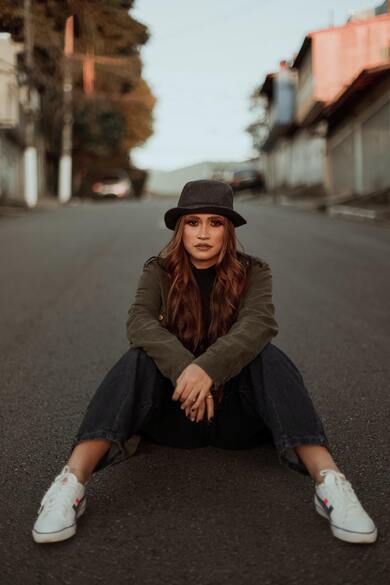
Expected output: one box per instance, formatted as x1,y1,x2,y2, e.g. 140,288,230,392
154,0,261,43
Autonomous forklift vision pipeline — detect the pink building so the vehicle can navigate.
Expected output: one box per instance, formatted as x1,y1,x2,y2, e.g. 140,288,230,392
293,13,390,125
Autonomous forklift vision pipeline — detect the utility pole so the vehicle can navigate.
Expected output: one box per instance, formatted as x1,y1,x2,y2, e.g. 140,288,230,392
58,15,74,203
23,0,38,208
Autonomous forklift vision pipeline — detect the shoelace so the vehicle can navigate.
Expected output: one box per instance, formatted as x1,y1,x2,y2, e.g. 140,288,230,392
43,473,80,514
323,471,360,510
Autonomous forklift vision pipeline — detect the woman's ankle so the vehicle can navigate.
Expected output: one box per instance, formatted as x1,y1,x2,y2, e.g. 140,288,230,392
294,444,340,485
67,466,91,485
313,464,342,485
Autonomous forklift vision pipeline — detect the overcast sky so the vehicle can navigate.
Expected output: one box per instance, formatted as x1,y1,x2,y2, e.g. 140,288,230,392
131,0,379,171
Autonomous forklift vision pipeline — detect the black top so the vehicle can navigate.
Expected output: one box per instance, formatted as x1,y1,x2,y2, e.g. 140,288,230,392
190,262,216,355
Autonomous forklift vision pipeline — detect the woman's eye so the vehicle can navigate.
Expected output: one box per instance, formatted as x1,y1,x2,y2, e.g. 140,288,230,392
186,219,223,226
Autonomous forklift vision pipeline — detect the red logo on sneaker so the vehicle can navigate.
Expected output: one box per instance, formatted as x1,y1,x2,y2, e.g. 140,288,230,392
320,497,334,514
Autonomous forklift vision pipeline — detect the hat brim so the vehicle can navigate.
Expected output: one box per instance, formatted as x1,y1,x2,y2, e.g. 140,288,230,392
164,205,247,230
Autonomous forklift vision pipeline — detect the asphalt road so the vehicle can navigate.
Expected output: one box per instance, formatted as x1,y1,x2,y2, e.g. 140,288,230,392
1,196,389,585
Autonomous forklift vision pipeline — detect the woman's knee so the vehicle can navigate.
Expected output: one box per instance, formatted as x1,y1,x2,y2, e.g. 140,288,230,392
126,346,146,357
126,346,156,367
125,346,165,387
257,342,281,366
127,346,152,359
260,342,277,357
260,343,303,379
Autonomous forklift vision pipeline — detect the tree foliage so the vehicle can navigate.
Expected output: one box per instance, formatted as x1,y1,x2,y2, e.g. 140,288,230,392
0,0,155,168
246,86,269,157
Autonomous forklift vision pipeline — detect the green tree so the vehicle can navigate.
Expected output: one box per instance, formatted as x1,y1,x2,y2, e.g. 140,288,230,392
0,0,155,192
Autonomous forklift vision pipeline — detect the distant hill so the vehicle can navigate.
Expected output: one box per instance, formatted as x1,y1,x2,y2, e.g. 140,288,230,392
145,159,263,196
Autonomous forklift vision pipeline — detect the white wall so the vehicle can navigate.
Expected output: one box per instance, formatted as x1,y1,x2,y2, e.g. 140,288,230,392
265,128,325,190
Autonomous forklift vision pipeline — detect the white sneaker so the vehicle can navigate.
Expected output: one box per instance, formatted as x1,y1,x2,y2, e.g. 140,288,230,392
32,466,86,543
314,469,377,543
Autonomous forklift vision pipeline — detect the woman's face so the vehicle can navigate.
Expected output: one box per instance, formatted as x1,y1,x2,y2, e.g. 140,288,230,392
182,213,226,268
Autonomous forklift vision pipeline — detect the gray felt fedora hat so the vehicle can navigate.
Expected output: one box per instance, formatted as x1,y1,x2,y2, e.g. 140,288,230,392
164,179,247,230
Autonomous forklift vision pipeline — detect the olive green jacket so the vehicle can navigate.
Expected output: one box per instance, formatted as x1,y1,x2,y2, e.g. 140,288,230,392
126,254,279,388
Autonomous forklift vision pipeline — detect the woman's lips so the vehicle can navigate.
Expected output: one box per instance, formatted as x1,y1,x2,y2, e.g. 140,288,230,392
195,244,212,249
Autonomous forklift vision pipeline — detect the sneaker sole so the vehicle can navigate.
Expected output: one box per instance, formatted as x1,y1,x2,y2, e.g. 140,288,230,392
315,502,377,544
32,498,87,544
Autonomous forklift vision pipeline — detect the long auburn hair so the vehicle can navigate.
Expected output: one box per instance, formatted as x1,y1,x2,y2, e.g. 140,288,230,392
156,215,252,397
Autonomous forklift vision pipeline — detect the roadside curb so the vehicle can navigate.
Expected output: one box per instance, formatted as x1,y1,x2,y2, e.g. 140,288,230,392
268,195,390,225
0,198,64,215
327,205,390,223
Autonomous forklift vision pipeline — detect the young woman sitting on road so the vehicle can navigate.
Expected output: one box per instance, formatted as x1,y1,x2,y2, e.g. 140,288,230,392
32,179,377,545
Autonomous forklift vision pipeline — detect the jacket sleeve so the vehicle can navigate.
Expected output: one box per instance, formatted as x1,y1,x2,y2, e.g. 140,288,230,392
126,261,194,385
191,260,279,386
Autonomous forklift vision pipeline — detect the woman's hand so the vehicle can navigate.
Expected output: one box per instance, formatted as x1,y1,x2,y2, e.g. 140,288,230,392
172,363,213,411
184,395,215,423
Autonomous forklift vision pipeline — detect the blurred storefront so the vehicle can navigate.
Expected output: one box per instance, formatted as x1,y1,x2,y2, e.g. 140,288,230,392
325,64,390,196
0,36,45,205
257,8,390,199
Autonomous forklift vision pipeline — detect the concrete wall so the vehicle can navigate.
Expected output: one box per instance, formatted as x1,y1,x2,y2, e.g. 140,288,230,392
265,128,325,190
361,97,390,192
295,47,314,124
328,76,390,195
0,134,23,203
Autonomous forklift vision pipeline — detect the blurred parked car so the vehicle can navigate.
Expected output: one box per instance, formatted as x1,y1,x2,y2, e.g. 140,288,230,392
228,169,265,193
82,169,133,200
128,166,148,199
210,169,234,184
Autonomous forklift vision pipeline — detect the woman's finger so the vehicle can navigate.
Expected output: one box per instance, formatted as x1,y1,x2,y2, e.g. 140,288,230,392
184,403,199,422
195,400,206,423
191,388,209,411
180,385,195,404
172,379,186,401
206,395,215,422
181,389,199,410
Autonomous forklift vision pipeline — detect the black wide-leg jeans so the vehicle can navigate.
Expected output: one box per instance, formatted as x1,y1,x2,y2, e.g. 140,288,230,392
70,343,332,476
